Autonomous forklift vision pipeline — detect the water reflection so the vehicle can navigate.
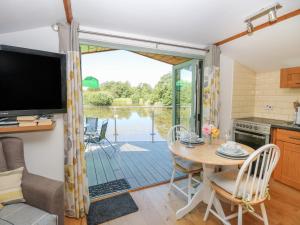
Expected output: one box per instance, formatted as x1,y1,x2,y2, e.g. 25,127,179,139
84,106,190,141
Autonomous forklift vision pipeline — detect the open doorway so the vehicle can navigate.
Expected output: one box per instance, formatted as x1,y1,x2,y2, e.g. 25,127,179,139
80,43,202,199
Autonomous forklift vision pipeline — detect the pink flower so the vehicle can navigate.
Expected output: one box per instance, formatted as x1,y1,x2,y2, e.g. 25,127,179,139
202,124,212,136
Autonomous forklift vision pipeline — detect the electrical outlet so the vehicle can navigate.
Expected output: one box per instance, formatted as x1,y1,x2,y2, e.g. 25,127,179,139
264,104,273,111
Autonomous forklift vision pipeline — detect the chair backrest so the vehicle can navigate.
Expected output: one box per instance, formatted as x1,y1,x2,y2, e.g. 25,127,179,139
85,117,98,133
99,120,109,141
167,125,188,148
0,137,27,172
233,144,280,202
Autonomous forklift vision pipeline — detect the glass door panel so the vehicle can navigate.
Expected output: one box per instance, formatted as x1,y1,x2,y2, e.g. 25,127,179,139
172,60,199,132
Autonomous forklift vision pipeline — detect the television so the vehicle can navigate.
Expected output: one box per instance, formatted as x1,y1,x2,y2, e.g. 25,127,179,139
0,45,67,117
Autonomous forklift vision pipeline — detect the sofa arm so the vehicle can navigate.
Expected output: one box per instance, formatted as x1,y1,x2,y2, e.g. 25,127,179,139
21,173,64,225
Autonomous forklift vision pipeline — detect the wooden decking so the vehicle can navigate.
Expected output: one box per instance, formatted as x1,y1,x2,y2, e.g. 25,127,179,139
85,141,184,192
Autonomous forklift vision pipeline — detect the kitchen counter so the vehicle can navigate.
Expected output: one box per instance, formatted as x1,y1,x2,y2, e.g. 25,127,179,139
237,117,300,132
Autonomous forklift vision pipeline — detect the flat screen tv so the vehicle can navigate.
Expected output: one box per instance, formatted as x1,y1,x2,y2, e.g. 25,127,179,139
0,45,67,117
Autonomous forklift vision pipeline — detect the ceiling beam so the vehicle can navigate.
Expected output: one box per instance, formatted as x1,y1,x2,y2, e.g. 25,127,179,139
63,0,73,24
215,9,300,46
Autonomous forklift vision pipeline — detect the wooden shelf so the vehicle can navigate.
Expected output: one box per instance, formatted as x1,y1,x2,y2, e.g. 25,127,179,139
0,121,56,134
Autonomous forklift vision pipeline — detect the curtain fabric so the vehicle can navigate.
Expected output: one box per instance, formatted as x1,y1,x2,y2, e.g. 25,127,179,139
203,45,221,127
58,21,90,218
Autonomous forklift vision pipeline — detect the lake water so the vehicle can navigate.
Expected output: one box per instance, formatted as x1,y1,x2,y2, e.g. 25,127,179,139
84,106,190,142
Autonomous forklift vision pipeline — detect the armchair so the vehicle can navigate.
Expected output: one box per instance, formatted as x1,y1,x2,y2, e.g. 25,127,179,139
0,137,64,225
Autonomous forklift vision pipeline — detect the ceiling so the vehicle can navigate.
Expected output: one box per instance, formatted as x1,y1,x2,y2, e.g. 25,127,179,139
0,0,65,34
0,0,300,71
72,0,300,46
80,44,191,65
221,15,300,72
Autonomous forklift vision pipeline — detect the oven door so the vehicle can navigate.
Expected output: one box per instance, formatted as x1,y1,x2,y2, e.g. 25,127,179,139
234,129,269,150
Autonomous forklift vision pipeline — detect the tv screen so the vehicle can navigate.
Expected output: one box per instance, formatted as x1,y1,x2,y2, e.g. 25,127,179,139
0,45,66,117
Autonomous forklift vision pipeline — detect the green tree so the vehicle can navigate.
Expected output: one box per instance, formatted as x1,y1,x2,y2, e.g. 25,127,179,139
150,73,172,106
131,83,153,104
83,91,113,106
101,81,133,98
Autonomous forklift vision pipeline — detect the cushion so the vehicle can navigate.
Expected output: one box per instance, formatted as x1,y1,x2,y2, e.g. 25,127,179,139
209,169,262,200
0,203,57,225
175,156,202,172
0,143,7,172
0,138,26,171
0,167,25,206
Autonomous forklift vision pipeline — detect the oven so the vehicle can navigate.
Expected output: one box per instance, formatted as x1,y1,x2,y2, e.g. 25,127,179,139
233,120,271,149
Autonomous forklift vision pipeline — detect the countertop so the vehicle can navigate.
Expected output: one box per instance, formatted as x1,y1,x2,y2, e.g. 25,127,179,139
236,117,300,132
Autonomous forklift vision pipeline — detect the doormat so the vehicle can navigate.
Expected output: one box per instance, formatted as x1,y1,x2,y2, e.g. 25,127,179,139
89,179,131,198
87,193,138,225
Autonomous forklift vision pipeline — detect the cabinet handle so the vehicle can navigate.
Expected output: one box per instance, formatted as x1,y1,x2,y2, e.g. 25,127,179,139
289,136,300,141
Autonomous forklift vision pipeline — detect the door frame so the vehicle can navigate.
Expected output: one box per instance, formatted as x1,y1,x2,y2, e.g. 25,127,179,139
79,39,204,135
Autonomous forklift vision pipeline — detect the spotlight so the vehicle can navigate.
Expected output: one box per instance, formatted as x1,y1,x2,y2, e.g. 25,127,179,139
246,21,254,33
268,8,277,22
51,24,59,31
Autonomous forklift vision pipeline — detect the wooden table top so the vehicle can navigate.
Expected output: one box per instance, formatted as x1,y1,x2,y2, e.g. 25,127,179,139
170,139,254,166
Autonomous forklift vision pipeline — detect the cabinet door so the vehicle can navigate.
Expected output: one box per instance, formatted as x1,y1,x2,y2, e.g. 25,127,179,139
280,141,300,190
280,67,300,88
273,140,284,180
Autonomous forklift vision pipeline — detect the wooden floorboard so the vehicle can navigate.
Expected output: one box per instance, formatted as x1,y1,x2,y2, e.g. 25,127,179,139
97,147,116,182
85,141,185,195
85,151,97,186
91,148,107,184
65,180,300,225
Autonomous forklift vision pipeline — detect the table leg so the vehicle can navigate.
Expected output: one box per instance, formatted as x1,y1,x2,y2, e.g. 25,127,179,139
175,164,227,224
202,164,227,220
176,182,204,219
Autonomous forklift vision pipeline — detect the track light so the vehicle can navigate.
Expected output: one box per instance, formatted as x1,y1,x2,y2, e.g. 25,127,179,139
246,21,254,34
244,3,282,34
268,8,277,22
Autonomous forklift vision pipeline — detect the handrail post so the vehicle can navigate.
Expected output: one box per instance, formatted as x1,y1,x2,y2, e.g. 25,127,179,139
150,109,156,142
113,107,118,143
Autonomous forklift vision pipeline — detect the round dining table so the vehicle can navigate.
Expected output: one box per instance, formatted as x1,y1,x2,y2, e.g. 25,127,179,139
170,139,254,220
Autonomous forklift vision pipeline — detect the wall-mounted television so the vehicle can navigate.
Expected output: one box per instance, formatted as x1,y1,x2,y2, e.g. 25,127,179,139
0,45,67,117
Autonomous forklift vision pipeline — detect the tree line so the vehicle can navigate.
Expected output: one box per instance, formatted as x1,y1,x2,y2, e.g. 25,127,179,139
83,72,191,107
83,73,172,106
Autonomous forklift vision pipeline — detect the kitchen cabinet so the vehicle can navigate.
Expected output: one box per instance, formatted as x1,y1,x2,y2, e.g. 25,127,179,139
280,67,300,88
273,128,300,190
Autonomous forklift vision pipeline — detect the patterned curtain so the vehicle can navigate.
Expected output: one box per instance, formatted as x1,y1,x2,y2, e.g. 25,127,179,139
58,21,90,218
203,45,221,127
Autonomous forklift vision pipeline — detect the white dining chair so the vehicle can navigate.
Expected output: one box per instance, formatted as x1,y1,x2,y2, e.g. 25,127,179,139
204,144,280,225
167,125,202,202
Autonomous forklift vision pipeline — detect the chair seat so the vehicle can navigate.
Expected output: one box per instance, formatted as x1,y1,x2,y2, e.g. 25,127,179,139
174,156,202,173
209,169,263,200
0,203,57,225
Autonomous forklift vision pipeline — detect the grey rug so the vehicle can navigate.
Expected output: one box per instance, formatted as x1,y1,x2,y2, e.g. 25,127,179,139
89,179,131,198
87,193,138,225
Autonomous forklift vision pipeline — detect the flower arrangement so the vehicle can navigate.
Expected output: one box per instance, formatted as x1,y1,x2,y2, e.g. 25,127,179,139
202,124,220,143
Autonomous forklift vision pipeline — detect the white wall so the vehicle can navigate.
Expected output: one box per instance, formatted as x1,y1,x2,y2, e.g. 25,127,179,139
0,27,64,181
219,54,234,135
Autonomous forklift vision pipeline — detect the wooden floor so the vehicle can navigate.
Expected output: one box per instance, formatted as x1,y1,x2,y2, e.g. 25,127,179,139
65,179,300,225
85,141,184,191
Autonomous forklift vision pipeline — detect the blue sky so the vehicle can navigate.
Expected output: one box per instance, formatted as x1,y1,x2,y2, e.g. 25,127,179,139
81,50,172,87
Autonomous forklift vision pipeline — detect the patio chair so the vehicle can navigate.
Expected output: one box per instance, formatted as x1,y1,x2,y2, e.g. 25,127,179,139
88,120,118,158
204,144,280,225
84,117,99,147
167,125,202,202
